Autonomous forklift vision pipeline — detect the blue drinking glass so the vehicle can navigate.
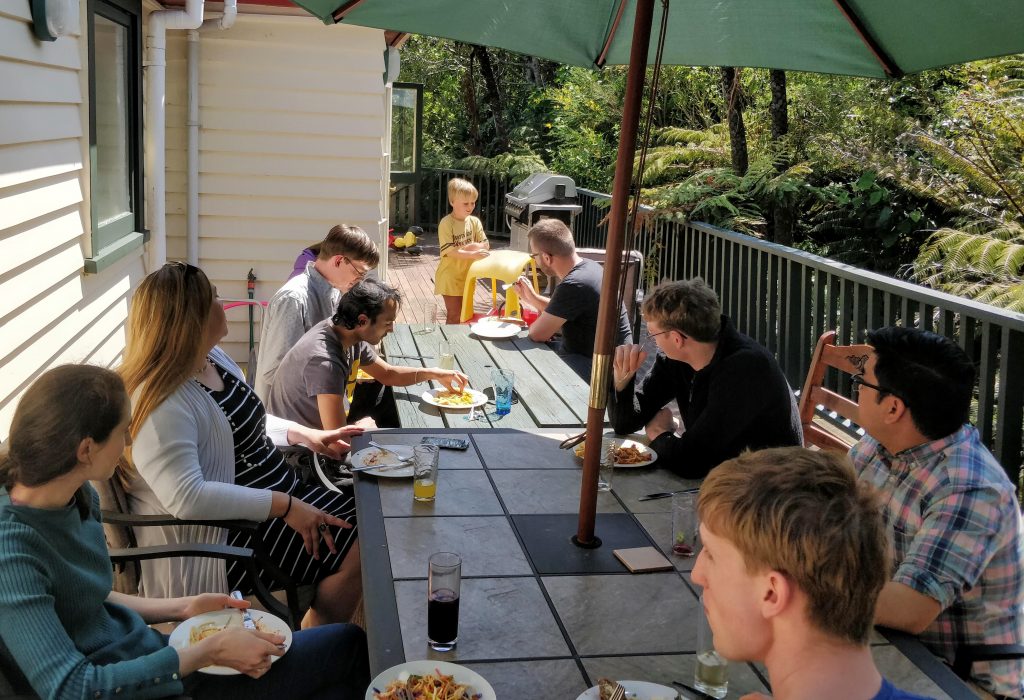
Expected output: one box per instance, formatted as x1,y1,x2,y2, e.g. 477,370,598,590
490,368,515,415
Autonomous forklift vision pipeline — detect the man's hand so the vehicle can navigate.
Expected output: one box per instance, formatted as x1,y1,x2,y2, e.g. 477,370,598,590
645,407,677,441
512,276,538,305
288,425,362,459
435,370,469,393
613,344,648,392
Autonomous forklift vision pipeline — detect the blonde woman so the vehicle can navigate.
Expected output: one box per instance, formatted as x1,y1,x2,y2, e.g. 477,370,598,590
121,262,363,627
0,365,368,699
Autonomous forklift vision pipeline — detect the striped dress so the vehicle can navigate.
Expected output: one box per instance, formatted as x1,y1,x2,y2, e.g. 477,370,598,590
199,359,358,593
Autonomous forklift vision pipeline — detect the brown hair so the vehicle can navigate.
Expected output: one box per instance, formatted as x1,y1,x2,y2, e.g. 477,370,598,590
527,219,576,257
0,365,127,517
317,224,380,268
698,447,889,645
447,177,478,202
118,262,213,476
642,278,721,342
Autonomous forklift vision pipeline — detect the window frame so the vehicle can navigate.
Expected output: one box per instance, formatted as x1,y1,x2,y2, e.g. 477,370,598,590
84,0,145,274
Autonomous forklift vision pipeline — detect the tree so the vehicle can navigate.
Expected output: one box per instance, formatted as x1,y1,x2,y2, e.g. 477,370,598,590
720,67,748,175
472,45,509,152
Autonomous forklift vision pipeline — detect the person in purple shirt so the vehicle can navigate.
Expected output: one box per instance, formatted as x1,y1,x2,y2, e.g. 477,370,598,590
692,447,934,700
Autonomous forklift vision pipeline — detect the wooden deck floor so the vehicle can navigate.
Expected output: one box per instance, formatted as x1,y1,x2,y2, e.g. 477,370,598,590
386,233,512,324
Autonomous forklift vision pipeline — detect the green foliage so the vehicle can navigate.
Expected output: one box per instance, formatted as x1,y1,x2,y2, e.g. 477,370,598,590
453,153,548,181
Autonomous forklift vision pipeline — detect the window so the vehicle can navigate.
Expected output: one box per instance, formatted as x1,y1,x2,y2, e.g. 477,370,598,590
85,0,143,273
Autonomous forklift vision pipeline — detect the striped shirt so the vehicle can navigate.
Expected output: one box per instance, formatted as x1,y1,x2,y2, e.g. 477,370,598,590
851,425,1024,698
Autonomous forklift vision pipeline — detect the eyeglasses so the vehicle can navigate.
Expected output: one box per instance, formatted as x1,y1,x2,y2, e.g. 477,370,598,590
643,328,688,343
343,257,371,280
851,374,906,403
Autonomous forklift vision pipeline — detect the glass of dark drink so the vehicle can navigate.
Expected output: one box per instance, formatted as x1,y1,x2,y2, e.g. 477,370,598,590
427,551,462,651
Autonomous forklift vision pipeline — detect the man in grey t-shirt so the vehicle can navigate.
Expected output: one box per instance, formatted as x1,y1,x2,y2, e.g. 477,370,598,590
267,279,468,430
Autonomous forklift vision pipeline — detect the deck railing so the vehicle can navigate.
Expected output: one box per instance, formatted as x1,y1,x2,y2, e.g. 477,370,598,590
397,168,512,236
397,174,1024,485
574,188,1024,487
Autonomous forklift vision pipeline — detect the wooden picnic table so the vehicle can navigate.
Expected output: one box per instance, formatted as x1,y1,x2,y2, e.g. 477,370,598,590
353,428,973,699
380,322,593,430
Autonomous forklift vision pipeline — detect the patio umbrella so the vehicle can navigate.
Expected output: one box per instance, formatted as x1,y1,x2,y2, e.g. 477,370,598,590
291,0,1024,546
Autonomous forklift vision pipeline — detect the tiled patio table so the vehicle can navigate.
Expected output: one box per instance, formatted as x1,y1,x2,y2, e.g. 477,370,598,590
353,428,964,699
380,323,592,429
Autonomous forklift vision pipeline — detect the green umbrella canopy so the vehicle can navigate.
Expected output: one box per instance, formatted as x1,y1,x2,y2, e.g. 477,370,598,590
293,0,1024,79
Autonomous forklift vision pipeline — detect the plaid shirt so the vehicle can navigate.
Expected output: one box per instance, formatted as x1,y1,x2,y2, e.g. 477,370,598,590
851,425,1024,698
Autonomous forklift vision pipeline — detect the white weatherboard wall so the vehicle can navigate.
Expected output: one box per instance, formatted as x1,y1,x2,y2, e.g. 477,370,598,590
163,16,389,361
0,0,148,439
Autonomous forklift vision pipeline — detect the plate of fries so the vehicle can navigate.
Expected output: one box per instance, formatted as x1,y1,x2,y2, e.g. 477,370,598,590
168,609,291,675
421,387,488,410
367,660,495,700
573,438,657,468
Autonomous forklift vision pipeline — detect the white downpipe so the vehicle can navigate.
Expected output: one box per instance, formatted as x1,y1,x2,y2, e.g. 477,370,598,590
184,0,237,265
145,0,204,271
186,30,199,265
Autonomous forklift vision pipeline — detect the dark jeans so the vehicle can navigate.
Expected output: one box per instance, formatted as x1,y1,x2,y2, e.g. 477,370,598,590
348,382,400,428
188,623,369,700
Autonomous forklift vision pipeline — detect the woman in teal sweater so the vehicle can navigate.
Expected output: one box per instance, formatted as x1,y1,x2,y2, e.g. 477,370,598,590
0,365,368,699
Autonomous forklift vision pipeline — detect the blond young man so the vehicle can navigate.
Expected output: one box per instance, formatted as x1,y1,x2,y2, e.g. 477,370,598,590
254,224,379,401
609,279,800,477
693,448,933,700
434,178,489,324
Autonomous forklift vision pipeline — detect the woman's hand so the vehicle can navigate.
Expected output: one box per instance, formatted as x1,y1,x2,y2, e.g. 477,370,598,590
180,592,248,620
206,628,285,678
283,497,352,559
288,424,362,459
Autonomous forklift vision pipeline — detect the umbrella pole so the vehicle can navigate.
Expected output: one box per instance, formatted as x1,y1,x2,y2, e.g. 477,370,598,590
574,0,655,548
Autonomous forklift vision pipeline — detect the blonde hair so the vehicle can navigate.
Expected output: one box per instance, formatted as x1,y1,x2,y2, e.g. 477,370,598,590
698,447,889,645
447,177,478,203
118,262,213,476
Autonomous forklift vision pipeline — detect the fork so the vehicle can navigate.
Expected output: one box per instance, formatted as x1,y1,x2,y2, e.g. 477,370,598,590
368,440,398,456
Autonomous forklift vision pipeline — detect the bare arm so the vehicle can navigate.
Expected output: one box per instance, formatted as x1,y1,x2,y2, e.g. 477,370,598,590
527,312,566,342
874,581,943,634
316,393,347,430
362,358,468,391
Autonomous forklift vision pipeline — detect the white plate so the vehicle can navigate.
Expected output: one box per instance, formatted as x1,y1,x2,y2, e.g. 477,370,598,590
470,320,522,339
352,444,415,478
573,438,658,468
168,609,292,675
420,387,489,410
576,680,678,700
366,659,496,700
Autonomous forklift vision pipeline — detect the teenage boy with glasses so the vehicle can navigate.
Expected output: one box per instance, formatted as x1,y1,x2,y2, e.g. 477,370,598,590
850,326,1023,699
254,224,379,403
608,278,801,478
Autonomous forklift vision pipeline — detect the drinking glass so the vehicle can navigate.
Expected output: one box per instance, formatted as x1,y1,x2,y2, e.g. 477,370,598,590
694,593,728,698
597,438,615,492
422,300,438,333
427,552,462,652
413,444,439,502
438,339,455,370
671,492,699,557
491,368,515,416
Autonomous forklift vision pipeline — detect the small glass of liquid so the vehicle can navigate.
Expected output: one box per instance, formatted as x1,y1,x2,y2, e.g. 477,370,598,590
438,339,455,370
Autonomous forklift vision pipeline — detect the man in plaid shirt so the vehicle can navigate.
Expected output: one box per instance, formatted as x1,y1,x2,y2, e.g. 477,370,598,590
849,326,1024,699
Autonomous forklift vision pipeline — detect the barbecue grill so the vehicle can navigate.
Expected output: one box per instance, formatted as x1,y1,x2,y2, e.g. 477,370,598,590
504,173,583,251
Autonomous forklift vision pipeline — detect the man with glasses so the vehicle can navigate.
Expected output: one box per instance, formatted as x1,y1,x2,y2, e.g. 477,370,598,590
850,327,1023,699
511,219,631,380
255,224,379,402
608,278,801,478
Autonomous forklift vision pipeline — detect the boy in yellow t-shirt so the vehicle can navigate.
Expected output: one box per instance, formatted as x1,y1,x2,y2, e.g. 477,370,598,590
434,177,489,323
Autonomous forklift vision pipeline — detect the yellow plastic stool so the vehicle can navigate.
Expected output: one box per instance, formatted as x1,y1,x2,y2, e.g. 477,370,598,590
459,249,540,323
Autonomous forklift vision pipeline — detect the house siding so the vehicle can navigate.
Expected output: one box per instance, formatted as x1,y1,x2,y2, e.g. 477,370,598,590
163,16,389,361
0,1,147,439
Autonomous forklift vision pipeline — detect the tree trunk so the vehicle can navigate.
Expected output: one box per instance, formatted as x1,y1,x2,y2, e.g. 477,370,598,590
719,67,748,175
473,45,509,153
769,69,788,141
461,51,484,156
528,56,545,88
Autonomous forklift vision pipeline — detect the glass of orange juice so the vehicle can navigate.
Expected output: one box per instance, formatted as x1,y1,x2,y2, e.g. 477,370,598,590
413,444,439,502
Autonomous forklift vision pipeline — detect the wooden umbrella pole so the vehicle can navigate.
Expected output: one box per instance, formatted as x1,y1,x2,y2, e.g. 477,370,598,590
575,0,655,548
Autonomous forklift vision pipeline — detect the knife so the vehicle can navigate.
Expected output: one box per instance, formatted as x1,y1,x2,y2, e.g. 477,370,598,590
638,487,700,501
230,590,256,630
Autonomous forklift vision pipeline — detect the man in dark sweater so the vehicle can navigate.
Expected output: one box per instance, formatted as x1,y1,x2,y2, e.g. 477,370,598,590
608,279,801,478
512,219,631,380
